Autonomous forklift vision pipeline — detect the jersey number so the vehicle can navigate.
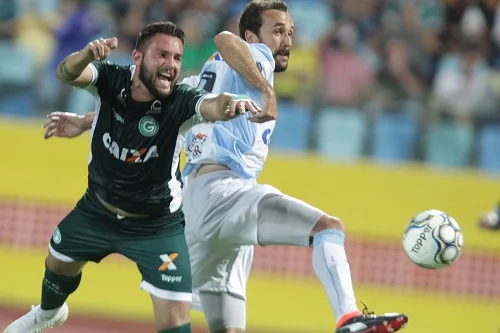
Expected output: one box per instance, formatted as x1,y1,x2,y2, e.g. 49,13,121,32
198,71,216,93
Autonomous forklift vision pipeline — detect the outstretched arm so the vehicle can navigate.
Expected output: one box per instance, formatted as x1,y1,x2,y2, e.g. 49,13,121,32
42,93,261,139
198,93,261,122
43,111,95,139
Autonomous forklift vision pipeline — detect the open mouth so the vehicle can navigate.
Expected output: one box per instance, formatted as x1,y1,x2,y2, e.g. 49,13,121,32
277,52,290,60
157,70,173,88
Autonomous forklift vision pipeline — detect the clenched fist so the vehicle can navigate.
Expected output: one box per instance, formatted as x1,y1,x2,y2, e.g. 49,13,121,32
84,37,118,61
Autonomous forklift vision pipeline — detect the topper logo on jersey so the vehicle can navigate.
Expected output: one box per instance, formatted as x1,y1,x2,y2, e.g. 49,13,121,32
139,116,159,137
158,253,178,271
102,132,158,163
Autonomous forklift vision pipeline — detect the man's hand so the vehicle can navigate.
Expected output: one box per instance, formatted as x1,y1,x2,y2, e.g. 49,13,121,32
224,94,262,117
248,89,277,123
56,37,118,85
43,112,88,139
83,37,118,61
200,93,262,122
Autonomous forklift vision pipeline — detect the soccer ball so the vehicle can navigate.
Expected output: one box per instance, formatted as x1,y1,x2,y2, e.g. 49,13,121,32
403,209,464,269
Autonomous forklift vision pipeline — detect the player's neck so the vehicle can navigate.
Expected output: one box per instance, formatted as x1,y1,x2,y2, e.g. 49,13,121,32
130,80,156,103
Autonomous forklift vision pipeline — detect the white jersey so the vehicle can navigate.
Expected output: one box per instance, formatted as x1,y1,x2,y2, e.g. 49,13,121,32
182,42,276,179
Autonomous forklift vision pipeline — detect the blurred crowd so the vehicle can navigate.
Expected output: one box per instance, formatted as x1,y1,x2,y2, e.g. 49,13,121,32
2,0,500,171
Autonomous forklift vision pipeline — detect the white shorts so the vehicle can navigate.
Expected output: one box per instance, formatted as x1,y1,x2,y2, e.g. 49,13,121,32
182,170,324,311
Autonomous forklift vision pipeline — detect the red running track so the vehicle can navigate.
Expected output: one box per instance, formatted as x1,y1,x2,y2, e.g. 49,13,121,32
0,305,206,333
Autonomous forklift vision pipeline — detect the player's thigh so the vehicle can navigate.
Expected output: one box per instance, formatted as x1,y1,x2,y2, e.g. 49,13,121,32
150,295,190,331
184,175,269,245
118,226,192,302
183,172,257,244
200,291,246,333
215,182,324,247
254,190,325,247
49,206,115,264
189,233,253,309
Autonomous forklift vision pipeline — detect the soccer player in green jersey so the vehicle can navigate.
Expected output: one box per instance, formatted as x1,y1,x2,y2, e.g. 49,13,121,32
3,21,271,333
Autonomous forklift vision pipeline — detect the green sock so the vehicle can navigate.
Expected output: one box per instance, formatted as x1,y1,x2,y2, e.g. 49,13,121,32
158,323,191,333
41,267,81,310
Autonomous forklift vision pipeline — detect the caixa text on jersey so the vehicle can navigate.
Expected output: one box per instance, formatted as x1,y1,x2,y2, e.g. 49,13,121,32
102,132,158,163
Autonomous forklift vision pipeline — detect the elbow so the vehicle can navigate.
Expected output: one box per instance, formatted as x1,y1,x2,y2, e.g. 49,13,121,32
214,31,236,49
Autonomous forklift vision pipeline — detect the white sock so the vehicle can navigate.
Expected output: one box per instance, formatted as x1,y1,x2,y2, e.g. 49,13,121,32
312,229,359,323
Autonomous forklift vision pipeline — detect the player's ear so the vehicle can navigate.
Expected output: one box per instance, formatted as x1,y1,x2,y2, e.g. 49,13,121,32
245,30,259,43
132,50,142,65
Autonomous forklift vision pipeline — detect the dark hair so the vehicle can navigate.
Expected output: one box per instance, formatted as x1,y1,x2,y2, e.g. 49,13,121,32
135,21,185,51
239,0,288,40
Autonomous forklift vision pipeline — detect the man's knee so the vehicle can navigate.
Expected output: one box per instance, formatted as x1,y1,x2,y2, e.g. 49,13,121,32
312,214,345,235
45,253,86,277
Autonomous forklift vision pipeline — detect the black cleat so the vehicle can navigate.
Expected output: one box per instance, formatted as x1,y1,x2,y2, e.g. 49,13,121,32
336,305,408,333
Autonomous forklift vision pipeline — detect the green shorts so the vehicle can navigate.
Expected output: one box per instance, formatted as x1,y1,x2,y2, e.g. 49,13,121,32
49,194,192,302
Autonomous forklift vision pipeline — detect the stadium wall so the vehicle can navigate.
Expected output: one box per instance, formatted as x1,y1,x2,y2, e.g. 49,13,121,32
1,117,499,333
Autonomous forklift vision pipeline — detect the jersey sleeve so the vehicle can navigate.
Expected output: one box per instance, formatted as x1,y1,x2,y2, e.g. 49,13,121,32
87,61,131,92
174,83,212,124
88,61,112,89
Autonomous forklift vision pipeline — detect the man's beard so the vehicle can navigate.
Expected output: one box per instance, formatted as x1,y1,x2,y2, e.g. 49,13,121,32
273,49,290,73
139,62,175,99
274,60,288,73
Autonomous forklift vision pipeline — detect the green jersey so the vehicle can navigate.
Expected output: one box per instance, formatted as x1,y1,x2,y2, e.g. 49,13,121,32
85,61,208,219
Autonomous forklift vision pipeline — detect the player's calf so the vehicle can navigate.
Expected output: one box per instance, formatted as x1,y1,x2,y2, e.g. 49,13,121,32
309,214,409,331
310,215,361,325
151,296,191,333
43,254,85,312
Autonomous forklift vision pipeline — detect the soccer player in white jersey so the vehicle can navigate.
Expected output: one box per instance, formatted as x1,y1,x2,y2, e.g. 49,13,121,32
42,1,409,332
180,2,408,333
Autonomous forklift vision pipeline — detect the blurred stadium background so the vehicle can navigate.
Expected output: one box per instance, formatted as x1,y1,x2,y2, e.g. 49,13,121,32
1,0,500,332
